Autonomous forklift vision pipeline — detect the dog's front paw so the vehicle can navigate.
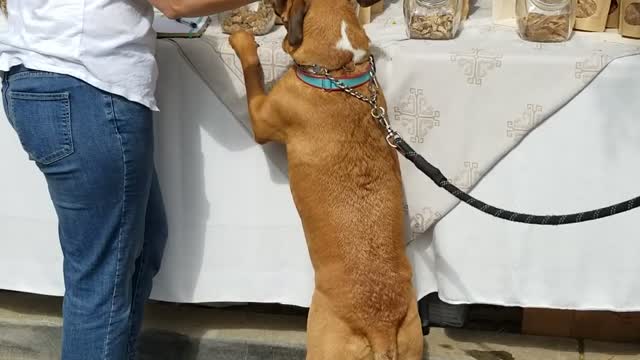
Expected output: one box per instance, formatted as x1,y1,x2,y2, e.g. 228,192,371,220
229,31,259,57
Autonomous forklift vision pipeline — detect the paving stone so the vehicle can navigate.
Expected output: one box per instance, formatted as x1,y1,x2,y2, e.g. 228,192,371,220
424,327,579,360
246,343,272,360
141,301,307,348
138,329,200,360
0,292,62,327
0,324,60,360
0,291,630,360
272,345,306,360
196,340,249,360
583,340,640,359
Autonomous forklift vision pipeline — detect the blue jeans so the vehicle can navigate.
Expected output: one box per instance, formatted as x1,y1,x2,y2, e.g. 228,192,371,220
2,66,168,360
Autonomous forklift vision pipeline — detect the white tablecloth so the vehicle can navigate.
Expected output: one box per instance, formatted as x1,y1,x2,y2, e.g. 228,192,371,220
1,1,639,310
167,0,640,233
409,55,640,311
0,40,314,304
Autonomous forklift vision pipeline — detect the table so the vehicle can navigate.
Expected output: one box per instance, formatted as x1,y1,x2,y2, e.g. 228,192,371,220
1,0,639,310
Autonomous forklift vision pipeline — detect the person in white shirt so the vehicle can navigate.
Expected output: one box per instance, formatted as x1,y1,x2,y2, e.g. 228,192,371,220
0,0,250,359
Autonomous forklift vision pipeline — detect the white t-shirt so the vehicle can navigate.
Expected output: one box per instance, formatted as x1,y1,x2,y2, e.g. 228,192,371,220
0,0,159,111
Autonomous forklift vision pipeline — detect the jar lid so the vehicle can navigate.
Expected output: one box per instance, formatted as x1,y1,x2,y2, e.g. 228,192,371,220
530,0,571,11
415,0,450,7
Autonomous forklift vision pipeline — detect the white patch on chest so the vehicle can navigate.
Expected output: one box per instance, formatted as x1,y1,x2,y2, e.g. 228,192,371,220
335,20,367,64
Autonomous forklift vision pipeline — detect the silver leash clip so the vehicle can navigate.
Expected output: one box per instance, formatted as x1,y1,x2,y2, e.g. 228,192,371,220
311,65,328,76
371,106,386,120
385,131,399,149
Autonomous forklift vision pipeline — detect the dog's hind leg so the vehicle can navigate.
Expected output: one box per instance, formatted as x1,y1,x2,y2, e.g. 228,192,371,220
367,330,399,360
306,291,372,360
366,291,424,360
396,296,424,360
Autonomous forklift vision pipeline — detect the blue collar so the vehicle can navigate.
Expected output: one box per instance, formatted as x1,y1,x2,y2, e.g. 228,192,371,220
295,65,372,91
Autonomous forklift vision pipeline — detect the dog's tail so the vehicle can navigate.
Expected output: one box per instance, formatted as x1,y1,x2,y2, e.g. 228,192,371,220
368,330,398,360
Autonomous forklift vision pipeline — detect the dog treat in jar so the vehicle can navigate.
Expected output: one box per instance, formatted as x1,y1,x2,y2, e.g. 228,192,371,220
404,0,463,39
218,0,276,35
574,0,612,31
516,0,576,41
619,0,640,37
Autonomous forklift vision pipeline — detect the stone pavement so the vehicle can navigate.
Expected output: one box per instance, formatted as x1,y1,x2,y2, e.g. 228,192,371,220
1,291,638,360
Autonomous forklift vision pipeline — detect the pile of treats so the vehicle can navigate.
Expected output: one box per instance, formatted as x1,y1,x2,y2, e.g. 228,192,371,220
220,1,276,35
520,0,640,40
409,13,456,39
518,13,573,42
218,0,639,40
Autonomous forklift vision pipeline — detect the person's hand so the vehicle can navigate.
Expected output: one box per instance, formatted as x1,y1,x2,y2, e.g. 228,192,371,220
148,0,181,18
148,0,255,18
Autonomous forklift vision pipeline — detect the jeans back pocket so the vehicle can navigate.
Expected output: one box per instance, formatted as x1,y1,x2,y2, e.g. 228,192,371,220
8,91,74,165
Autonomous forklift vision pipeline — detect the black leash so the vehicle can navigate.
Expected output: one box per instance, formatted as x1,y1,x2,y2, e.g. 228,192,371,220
393,137,640,225
299,55,640,226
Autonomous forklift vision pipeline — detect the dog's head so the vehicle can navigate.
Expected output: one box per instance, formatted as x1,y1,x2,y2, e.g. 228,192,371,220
272,0,375,50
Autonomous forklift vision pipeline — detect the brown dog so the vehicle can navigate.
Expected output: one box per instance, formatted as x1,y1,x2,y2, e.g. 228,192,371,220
229,0,423,358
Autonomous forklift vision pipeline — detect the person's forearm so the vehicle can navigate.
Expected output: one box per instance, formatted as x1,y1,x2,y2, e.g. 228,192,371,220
149,0,255,18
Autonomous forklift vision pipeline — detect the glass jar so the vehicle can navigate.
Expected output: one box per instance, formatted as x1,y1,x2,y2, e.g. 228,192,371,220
404,0,463,39
218,1,276,36
516,0,576,42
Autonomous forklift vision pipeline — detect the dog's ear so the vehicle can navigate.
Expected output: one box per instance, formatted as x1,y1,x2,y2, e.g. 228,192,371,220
286,0,308,47
355,0,379,7
272,0,287,16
